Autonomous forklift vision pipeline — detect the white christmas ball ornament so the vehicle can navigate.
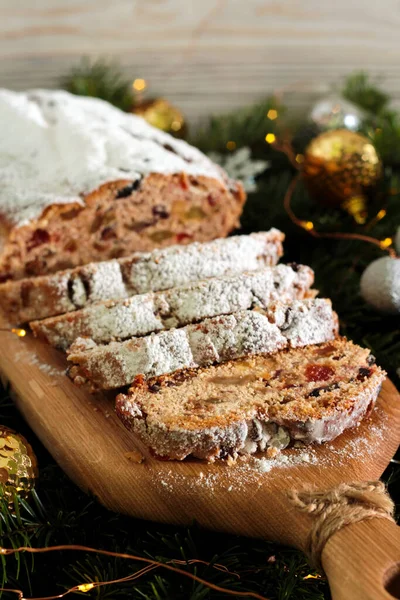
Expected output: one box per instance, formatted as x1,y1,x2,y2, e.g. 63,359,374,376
360,256,400,314
395,226,400,254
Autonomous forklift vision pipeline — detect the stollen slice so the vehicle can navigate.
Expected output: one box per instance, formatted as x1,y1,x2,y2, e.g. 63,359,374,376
67,298,338,391
0,229,284,323
116,338,385,461
30,264,315,350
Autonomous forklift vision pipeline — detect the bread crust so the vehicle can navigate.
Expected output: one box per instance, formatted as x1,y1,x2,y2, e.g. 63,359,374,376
66,299,338,391
31,264,314,350
0,231,284,323
116,339,385,461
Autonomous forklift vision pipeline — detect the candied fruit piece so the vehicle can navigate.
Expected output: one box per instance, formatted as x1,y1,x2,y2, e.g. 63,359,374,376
185,206,206,220
149,230,174,242
305,364,335,382
207,193,217,206
176,232,193,243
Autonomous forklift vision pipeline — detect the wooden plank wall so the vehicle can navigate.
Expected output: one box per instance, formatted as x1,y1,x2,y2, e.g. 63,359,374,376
1,0,400,122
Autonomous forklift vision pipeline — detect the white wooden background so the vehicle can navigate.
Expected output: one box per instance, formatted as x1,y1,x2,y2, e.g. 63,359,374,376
1,0,400,121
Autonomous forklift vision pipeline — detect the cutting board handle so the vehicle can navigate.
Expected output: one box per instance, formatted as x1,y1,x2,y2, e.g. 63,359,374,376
322,518,400,600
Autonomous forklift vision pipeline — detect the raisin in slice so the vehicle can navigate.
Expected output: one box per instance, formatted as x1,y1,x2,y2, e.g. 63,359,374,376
27,229,50,251
148,383,161,393
101,226,117,241
115,179,141,199
357,367,373,381
305,364,335,382
287,262,299,272
152,205,169,219
308,382,340,397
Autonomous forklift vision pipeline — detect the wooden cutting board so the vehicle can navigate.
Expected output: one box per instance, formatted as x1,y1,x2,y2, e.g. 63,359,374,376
0,318,400,600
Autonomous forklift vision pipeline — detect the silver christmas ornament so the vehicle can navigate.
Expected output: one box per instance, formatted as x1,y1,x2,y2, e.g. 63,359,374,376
310,96,365,132
360,256,400,314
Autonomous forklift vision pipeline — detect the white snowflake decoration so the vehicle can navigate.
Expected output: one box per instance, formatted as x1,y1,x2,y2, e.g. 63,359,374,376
208,147,269,193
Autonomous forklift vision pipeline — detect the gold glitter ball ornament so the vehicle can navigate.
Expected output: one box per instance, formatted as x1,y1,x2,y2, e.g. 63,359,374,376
0,426,38,503
302,129,383,223
132,98,186,137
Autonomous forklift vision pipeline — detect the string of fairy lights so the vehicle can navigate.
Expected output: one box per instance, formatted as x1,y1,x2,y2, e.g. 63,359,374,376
0,543,276,600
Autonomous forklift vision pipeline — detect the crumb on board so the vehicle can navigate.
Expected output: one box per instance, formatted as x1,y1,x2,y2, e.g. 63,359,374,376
124,450,145,464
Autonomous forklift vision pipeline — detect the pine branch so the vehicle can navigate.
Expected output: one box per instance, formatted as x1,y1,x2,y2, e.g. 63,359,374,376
189,98,284,155
60,58,134,112
342,72,389,114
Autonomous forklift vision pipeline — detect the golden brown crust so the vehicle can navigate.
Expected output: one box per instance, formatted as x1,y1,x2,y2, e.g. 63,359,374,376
0,173,246,282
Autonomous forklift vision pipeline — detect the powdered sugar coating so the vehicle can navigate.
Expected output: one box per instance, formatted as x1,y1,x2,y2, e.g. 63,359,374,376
268,298,338,347
1,230,284,323
67,299,338,390
120,229,284,295
32,264,314,349
0,89,224,227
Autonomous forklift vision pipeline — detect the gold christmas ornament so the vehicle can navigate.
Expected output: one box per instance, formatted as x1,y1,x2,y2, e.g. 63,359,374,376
132,98,186,137
0,426,38,503
302,129,383,224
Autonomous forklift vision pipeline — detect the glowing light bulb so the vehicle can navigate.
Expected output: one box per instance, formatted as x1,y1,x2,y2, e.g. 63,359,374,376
380,237,393,249
301,221,314,231
132,78,147,92
11,328,27,337
77,583,95,592
265,133,276,144
267,109,278,120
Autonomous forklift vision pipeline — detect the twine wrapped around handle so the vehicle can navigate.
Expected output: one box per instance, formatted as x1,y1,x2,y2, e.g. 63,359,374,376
288,481,395,572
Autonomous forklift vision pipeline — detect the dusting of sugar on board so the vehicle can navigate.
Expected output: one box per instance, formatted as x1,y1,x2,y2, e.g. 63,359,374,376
149,408,387,495
0,88,223,227
13,348,65,378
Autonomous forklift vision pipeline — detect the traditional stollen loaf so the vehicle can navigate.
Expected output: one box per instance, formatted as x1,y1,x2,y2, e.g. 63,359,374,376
0,89,245,282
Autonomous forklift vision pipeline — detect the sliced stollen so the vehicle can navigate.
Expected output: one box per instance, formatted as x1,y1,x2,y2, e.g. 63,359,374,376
31,264,315,350
0,230,284,323
116,338,385,461
67,298,338,391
